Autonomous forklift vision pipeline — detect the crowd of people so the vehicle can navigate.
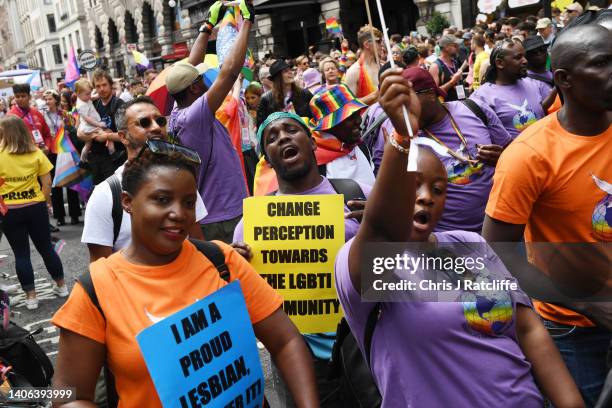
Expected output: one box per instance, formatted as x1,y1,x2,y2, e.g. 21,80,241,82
0,0,610,406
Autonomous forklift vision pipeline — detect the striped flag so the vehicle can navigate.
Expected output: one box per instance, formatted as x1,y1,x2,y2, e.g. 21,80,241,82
131,49,152,70
325,17,343,36
52,125,76,154
64,47,80,89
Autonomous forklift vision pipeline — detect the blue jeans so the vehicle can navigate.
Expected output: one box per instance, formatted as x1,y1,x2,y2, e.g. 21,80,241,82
1,202,64,291
544,319,612,407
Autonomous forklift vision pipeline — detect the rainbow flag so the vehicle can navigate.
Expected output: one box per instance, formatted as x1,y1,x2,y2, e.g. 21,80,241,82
131,49,152,70
64,47,80,89
325,17,342,36
52,125,76,154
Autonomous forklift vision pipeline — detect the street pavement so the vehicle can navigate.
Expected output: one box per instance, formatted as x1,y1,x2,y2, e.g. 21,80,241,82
0,220,284,406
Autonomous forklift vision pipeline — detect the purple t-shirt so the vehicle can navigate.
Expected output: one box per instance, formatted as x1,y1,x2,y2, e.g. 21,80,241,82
169,94,247,224
470,77,550,139
423,101,512,232
527,70,554,93
335,231,543,408
234,176,371,359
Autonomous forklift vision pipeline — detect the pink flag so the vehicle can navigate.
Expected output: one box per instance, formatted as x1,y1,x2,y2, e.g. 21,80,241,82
65,47,80,89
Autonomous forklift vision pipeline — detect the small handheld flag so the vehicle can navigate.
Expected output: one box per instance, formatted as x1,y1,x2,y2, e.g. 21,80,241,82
64,48,80,89
131,49,152,70
325,17,343,36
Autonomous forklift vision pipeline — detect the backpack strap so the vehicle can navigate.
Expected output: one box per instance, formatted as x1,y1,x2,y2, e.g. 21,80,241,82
362,111,389,149
363,303,381,366
77,269,104,318
106,175,122,246
188,239,231,282
356,143,372,164
328,178,366,205
461,99,489,127
21,335,54,385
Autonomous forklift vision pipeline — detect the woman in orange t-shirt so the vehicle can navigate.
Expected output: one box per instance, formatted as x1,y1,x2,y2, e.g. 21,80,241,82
52,144,318,407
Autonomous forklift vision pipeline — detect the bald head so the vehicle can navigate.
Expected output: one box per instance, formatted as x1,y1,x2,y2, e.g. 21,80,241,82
551,25,611,71
551,24,612,114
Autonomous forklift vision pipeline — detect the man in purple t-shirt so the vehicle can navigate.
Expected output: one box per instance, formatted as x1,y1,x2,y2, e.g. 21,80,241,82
471,39,556,139
165,0,255,243
233,111,370,407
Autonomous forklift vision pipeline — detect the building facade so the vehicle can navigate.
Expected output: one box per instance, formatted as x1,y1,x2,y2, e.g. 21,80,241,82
85,0,198,78
0,0,27,70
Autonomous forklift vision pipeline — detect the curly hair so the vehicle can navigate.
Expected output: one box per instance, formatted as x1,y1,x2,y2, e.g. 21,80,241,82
122,149,198,195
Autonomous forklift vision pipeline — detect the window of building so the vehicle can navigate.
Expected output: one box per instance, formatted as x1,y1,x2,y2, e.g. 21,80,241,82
75,30,82,50
53,44,62,64
38,49,45,68
43,0,52,4
47,14,57,33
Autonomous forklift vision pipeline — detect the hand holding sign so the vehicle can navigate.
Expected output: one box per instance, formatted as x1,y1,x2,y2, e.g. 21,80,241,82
137,281,264,408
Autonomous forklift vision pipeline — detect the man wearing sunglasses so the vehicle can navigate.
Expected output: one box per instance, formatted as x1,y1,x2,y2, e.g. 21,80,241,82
524,36,554,92
82,97,207,262
344,24,383,105
165,0,255,243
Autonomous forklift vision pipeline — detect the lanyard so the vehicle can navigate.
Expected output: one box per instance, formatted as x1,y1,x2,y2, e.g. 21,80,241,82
439,58,457,75
422,105,478,164
18,107,35,127
46,111,62,135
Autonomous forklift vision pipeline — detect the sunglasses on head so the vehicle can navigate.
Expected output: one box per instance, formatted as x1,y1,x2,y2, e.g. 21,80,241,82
136,116,167,129
136,139,202,165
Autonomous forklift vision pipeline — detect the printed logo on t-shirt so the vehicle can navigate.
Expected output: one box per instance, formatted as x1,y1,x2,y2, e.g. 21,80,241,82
508,99,537,131
591,174,612,242
460,271,514,336
446,145,484,185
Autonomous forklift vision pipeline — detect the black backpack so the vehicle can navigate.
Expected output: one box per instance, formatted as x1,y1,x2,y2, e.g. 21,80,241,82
0,322,54,388
78,239,230,408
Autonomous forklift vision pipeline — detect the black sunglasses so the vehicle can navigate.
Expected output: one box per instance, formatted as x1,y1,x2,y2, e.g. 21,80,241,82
136,139,202,165
136,116,167,129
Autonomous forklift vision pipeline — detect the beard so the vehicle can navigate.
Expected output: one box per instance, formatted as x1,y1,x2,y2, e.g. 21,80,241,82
275,160,313,182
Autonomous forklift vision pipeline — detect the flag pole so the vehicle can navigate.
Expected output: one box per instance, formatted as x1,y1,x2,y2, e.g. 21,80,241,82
364,0,380,66
374,0,417,171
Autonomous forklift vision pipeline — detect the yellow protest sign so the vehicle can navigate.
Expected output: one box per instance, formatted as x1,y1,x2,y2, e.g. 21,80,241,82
243,194,345,334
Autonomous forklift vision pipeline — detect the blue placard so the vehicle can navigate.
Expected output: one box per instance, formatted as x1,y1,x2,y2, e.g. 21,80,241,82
136,280,264,408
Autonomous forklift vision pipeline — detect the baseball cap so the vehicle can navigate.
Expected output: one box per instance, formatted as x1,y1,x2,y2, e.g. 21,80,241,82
566,2,583,13
165,62,208,95
439,35,462,48
401,67,447,99
536,18,552,29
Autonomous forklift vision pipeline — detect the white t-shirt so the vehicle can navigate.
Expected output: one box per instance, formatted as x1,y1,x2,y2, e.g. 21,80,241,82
76,98,103,133
81,164,208,251
319,132,375,187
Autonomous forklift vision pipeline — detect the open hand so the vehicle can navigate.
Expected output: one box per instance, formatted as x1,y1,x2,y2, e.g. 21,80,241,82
345,200,366,222
476,144,504,166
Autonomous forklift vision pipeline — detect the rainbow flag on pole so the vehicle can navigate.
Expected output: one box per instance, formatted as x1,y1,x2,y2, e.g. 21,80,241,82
131,49,152,70
52,125,76,154
325,17,342,36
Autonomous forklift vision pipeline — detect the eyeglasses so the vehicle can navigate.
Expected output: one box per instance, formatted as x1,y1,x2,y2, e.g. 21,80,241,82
136,139,202,165
136,116,167,129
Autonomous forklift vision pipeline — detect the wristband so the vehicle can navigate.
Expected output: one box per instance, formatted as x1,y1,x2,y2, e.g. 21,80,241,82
199,22,214,34
389,131,410,154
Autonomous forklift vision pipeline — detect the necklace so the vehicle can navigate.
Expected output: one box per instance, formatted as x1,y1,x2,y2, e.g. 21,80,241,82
422,105,478,165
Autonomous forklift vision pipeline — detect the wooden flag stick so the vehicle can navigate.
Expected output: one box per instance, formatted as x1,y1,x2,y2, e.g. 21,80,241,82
374,0,417,171
364,0,380,66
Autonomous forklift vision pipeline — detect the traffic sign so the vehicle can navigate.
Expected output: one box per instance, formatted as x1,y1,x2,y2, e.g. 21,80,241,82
77,50,98,71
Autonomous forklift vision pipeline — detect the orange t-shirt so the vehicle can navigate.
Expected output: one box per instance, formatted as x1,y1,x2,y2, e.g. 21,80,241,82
486,113,612,326
52,240,282,407
547,94,562,114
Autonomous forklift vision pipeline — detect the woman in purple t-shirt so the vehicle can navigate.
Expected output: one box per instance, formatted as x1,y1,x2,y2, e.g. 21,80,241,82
334,68,584,407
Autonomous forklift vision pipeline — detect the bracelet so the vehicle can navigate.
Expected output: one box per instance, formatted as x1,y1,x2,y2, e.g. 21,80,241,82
388,131,410,154
199,22,213,34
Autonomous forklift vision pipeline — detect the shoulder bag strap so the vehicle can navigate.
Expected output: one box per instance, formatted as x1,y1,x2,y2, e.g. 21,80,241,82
461,99,489,127
188,239,230,282
106,175,122,246
328,178,366,205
